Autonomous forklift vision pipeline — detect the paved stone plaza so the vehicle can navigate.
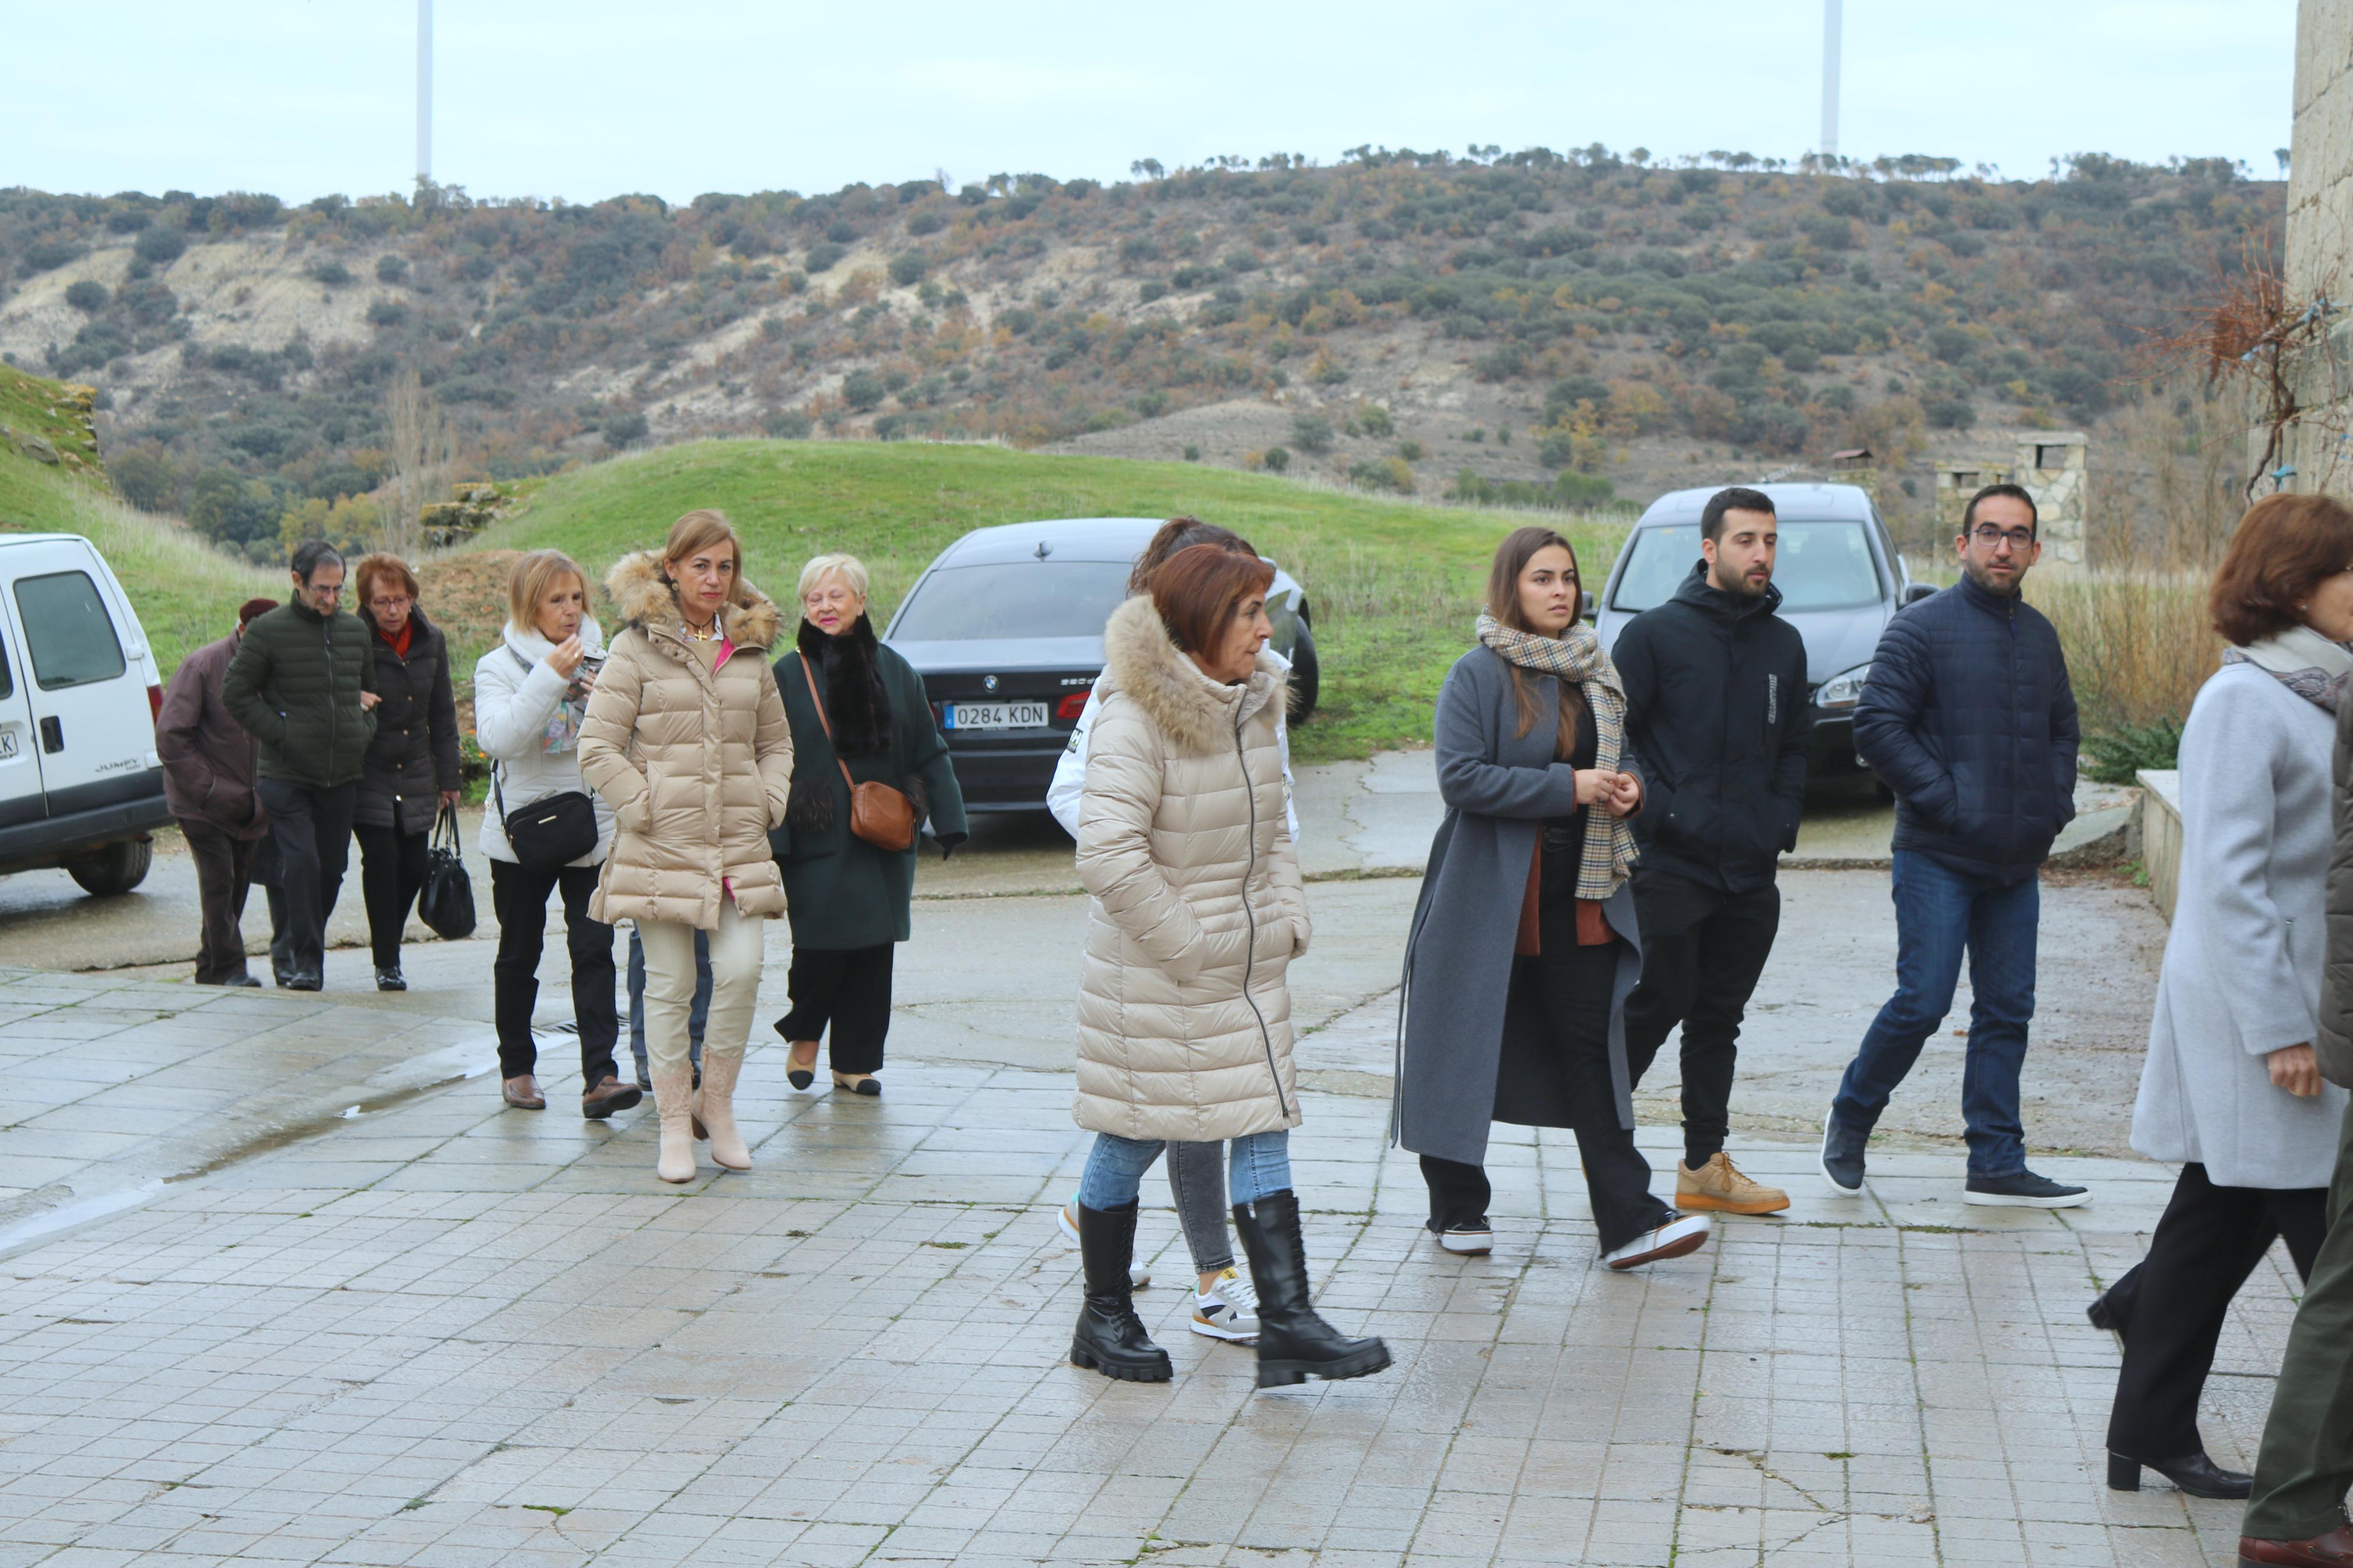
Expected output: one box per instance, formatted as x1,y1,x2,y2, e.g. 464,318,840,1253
0,934,2295,1568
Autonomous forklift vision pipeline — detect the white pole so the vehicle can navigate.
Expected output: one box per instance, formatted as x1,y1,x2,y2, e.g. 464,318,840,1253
416,0,433,184
1820,0,1842,160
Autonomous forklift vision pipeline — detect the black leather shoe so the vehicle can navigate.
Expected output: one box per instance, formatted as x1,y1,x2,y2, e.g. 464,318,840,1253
284,972,322,993
2109,1449,2252,1499
375,968,406,993
1069,1200,1171,1382
1233,1190,1391,1389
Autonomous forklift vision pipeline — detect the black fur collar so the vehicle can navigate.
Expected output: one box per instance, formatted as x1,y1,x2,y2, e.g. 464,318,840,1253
787,614,919,836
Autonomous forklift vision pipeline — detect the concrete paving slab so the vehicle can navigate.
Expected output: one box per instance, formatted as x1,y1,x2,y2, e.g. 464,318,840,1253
0,1049,2285,1568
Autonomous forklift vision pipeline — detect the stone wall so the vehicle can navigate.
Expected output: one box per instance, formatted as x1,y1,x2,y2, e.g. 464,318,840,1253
2291,0,2353,303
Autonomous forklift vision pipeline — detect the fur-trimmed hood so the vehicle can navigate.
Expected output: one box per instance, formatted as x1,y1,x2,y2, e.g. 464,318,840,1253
1099,594,1283,753
606,548,784,650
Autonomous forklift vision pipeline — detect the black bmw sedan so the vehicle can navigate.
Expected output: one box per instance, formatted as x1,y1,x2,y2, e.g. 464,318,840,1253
883,517,1314,812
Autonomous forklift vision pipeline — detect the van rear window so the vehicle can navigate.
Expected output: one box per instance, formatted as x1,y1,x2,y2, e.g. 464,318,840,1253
15,572,126,690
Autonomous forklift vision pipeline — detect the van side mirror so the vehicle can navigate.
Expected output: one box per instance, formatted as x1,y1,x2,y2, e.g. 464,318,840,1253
1903,582,1936,606
1581,590,1597,621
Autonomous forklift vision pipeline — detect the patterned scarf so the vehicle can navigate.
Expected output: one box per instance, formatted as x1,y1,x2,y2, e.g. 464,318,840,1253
2223,624,2353,714
1475,613,1640,899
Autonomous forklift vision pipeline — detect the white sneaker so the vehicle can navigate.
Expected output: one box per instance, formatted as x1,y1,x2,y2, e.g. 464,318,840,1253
1191,1267,1260,1341
1431,1218,1495,1255
1058,1199,1149,1288
1602,1214,1711,1271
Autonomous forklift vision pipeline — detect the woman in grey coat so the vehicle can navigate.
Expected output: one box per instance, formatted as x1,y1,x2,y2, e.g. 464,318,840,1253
2098,493,2353,1502
1397,526,1706,1271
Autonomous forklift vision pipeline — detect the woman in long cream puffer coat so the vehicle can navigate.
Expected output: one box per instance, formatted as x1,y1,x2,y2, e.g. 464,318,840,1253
579,510,793,1185
1065,544,1387,1391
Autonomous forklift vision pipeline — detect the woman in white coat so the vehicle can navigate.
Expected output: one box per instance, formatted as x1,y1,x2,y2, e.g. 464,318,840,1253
1066,544,1387,1391
2100,493,2353,1501
1047,516,1293,1342
474,549,630,1117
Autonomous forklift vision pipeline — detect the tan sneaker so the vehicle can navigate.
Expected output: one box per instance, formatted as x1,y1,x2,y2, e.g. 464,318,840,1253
1676,1152,1790,1215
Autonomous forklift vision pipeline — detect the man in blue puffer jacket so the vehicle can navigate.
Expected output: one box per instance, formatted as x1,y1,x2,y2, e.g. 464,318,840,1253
1820,483,2088,1207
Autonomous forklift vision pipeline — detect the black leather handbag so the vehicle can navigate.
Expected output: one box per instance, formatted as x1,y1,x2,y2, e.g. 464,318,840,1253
495,767,599,873
417,805,477,939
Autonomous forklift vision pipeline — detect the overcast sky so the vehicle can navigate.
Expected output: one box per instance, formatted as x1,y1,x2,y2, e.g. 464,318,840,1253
13,2,2299,205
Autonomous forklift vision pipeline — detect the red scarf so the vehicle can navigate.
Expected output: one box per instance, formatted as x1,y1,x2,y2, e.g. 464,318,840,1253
381,618,414,659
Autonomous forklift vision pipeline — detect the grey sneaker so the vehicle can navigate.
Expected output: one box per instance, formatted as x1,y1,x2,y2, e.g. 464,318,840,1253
1964,1170,2089,1208
1190,1268,1259,1341
1820,1108,1866,1196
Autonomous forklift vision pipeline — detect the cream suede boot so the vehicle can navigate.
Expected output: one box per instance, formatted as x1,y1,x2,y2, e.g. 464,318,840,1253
692,1050,751,1171
650,1061,697,1184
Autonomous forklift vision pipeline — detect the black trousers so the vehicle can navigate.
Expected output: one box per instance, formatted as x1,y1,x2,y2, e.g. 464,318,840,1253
1623,870,1781,1167
778,943,895,1074
489,858,619,1087
2105,1162,2325,1462
1424,943,1673,1255
180,820,260,984
354,823,429,972
257,778,356,983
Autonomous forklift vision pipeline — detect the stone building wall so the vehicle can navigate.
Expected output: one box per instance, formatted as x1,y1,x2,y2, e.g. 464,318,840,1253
2291,0,2353,302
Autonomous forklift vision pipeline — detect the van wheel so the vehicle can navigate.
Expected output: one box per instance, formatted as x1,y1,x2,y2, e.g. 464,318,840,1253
1287,623,1321,723
68,838,152,896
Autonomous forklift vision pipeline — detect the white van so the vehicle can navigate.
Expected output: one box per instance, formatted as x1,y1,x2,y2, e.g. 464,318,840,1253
0,534,171,894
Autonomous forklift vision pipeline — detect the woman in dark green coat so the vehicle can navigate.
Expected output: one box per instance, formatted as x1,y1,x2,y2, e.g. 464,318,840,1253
770,553,967,1095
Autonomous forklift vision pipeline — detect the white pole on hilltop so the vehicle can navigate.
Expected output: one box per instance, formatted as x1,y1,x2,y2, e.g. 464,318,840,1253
1820,0,1842,161
416,0,433,185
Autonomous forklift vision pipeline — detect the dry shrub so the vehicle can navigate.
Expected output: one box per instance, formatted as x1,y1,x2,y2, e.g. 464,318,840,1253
2032,570,2219,730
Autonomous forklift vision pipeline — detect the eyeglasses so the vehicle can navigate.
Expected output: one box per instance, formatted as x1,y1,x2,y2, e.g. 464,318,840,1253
369,594,413,612
1969,525,2036,550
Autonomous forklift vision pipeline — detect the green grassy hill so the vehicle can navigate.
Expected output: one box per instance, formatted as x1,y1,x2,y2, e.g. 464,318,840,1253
0,364,276,671
459,439,1627,762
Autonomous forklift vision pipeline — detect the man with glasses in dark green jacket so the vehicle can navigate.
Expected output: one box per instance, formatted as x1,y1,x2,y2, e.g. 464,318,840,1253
223,541,380,990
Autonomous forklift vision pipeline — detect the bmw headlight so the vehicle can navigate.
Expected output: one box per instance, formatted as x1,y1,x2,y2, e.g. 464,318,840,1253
1816,663,1871,710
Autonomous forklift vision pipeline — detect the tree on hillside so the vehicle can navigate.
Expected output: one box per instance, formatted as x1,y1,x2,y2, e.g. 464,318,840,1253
386,369,456,555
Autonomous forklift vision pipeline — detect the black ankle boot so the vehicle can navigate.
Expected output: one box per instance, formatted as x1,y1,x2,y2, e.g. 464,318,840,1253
1069,1200,1171,1382
1231,1190,1392,1389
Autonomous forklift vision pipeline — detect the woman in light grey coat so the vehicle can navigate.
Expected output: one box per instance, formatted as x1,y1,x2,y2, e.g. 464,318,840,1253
2099,493,2353,1502
1397,526,1704,1271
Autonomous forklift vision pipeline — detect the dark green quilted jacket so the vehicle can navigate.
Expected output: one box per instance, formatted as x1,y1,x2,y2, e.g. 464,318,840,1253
221,599,381,787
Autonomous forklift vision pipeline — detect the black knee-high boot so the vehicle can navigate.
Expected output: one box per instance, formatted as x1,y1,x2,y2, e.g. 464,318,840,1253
1070,1200,1171,1382
1231,1190,1392,1389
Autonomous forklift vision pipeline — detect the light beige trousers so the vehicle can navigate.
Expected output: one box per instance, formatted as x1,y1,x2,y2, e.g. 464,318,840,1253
637,904,765,1075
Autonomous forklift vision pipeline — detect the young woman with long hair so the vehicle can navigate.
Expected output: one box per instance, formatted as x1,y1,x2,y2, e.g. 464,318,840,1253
1396,526,1706,1271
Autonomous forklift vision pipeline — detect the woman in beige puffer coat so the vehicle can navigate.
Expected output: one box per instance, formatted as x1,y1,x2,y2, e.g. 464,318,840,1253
579,510,793,1185
1066,543,1387,1392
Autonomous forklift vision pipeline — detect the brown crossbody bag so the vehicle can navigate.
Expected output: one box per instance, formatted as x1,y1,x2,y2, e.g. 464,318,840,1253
798,655,919,852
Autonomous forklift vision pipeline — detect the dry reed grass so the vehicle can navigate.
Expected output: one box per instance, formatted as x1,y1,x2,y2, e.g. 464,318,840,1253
2032,570,2220,730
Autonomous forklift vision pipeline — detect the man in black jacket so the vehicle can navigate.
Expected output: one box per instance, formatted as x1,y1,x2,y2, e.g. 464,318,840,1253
223,541,379,991
1820,483,2087,1207
1616,487,1808,1215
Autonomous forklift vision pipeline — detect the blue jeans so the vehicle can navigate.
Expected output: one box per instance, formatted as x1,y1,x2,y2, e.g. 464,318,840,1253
628,926,709,1086
1081,1130,1291,1211
1832,851,2039,1178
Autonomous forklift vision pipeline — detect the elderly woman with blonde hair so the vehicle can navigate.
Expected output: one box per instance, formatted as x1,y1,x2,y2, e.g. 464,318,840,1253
767,552,967,1096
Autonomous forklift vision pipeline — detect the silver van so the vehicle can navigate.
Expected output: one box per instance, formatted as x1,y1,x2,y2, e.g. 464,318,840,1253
1594,482,1933,781
0,534,172,893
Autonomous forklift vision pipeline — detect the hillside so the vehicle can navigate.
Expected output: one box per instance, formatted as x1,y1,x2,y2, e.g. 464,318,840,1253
0,363,275,670
0,148,2276,563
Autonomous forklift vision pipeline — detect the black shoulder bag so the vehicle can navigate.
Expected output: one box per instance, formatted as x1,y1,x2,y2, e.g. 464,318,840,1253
418,805,477,939
494,647,601,872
